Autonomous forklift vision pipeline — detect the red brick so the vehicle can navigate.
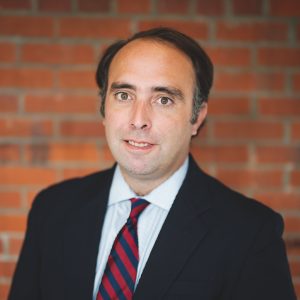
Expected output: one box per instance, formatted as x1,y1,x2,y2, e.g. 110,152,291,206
255,146,300,164
216,21,288,41
285,237,300,256
0,282,9,300
103,144,114,162
38,0,71,11
285,216,300,233
206,47,251,67
209,97,250,116
63,167,100,179
0,68,54,88
213,121,284,140
21,44,94,64
291,122,300,140
0,0,30,9
290,260,300,277
23,144,49,164
26,189,40,208
25,143,101,163
0,16,54,37
0,95,18,112
293,73,300,91
196,0,224,16
191,145,248,163
138,20,208,39
9,237,24,256
291,170,300,187
232,0,262,14
214,72,284,92
254,192,300,211
0,261,16,278
0,42,16,62
0,192,21,209
270,0,300,16
59,17,130,39
117,0,151,13
0,119,53,137
0,144,19,163
216,168,283,189
258,48,300,66
0,167,56,185
294,282,300,299
25,94,97,114
0,239,4,255
58,70,97,89
78,0,110,12
258,97,300,116
194,122,208,140
0,215,26,232
60,121,105,137
157,0,189,14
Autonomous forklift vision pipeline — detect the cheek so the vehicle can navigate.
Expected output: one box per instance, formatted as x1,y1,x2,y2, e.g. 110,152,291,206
158,117,193,141
104,115,128,142
104,111,121,127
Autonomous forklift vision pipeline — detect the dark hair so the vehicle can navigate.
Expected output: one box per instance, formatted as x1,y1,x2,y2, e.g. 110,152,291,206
96,27,213,124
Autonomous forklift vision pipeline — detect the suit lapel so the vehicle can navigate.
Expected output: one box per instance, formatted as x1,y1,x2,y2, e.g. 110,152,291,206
134,157,212,300
61,158,213,299
63,167,114,300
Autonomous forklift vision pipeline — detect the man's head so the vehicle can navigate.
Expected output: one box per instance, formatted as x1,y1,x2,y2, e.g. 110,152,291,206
96,27,213,124
96,28,214,194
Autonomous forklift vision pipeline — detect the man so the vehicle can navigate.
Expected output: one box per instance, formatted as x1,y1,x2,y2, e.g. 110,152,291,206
9,28,296,300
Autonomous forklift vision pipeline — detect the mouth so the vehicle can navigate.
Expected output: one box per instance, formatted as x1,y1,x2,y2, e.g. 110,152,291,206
125,139,154,150
128,140,150,147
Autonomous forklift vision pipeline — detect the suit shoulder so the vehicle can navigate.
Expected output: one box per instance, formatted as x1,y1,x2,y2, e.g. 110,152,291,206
188,157,280,222
210,172,277,215
188,170,284,254
41,168,111,192
205,173,283,231
187,158,282,229
31,167,114,212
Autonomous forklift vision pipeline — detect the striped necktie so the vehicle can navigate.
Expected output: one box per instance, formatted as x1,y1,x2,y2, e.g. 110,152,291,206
97,198,149,300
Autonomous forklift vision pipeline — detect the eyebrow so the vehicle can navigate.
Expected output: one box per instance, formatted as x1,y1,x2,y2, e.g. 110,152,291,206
110,82,184,100
110,82,136,91
152,86,184,100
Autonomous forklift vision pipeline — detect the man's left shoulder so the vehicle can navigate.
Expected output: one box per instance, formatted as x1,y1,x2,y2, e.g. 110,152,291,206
204,170,283,232
187,156,282,230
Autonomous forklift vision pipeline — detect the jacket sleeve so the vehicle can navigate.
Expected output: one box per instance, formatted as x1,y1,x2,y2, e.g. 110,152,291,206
232,213,297,300
8,193,43,300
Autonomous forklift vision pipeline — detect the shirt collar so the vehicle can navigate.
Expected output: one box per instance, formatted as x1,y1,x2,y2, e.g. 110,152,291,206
108,157,189,211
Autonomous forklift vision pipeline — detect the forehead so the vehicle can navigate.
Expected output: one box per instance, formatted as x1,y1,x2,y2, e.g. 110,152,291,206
108,39,195,89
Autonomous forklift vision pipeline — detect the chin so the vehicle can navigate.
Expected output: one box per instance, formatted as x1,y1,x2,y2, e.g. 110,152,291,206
121,161,158,178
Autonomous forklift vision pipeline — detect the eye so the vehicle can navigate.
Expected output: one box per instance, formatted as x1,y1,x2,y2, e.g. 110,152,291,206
158,96,173,105
115,92,130,101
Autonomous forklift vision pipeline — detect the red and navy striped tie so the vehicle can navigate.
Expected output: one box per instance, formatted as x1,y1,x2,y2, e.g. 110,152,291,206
97,198,149,300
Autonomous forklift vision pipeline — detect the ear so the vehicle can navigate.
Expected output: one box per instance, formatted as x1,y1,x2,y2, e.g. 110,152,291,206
191,102,208,136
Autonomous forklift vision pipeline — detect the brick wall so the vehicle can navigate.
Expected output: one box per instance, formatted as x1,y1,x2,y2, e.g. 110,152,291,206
0,0,299,298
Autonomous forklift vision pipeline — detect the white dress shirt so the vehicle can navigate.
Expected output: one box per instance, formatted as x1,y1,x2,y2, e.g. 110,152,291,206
92,157,189,299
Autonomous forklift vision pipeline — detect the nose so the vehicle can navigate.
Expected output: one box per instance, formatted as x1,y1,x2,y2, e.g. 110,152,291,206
130,101,152,130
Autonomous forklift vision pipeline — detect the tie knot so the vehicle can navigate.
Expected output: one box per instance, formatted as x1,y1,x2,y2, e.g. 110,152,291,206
129,198,149,221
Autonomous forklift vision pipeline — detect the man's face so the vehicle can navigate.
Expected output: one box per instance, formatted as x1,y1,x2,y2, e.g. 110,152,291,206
103,39,207,188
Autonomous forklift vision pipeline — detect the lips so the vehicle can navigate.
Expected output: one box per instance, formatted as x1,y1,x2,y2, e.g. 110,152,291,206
125,139,153,149
128,140,150,147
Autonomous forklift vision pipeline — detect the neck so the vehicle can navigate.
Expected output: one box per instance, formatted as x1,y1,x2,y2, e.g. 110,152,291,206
119,158,188,196
122,173,168,196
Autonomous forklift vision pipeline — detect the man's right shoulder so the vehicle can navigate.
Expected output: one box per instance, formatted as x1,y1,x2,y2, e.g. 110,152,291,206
31,166,115,214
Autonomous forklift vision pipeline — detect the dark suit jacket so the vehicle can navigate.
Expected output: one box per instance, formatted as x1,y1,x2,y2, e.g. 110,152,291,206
9,156,296,300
